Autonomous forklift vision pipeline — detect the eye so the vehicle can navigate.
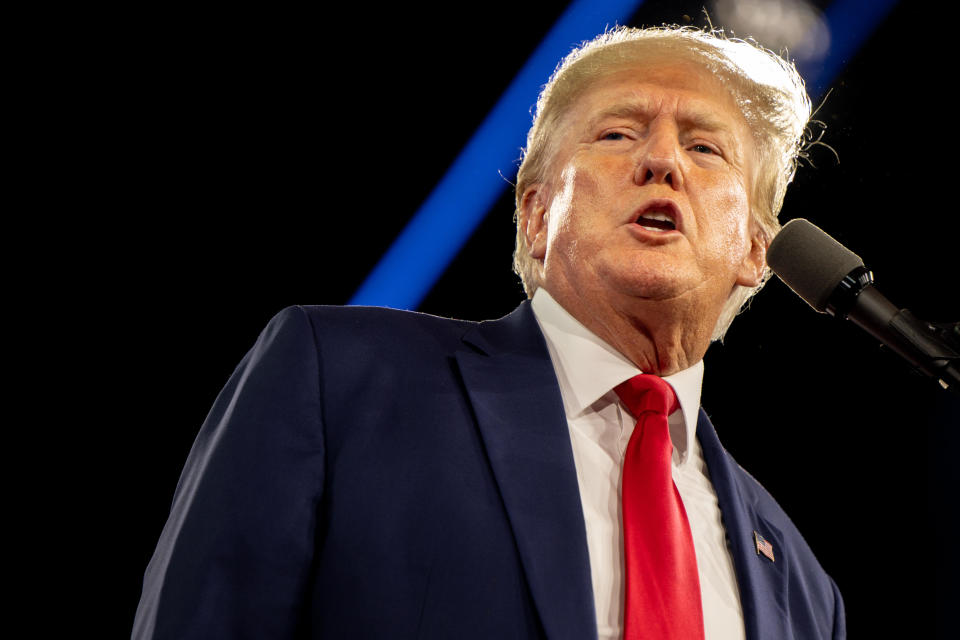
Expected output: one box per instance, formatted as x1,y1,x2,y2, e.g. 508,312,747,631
601,131,627,141
690,143,715,154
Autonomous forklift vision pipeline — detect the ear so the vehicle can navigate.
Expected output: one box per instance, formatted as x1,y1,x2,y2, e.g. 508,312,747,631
518,184,549,260
735,223,768,288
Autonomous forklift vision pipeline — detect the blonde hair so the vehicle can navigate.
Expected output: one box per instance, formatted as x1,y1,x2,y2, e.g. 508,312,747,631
512,26,812,340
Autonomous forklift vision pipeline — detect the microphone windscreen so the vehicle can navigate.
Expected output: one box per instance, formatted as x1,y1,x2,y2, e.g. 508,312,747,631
767,219,865,312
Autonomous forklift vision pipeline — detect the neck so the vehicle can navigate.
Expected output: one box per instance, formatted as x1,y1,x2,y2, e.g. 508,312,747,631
543,284,716,376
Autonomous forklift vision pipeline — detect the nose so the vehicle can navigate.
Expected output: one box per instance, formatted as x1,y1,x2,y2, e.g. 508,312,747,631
634,127,682,190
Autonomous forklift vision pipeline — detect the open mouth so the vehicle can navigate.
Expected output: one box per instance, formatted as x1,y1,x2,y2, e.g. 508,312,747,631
635,210,676,232
633,202,680,233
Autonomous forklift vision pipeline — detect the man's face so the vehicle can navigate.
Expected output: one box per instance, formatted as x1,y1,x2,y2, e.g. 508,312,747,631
521,59,766,332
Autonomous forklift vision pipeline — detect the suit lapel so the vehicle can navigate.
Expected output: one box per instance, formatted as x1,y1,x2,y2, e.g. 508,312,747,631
697,409,789,640
455,302,597,640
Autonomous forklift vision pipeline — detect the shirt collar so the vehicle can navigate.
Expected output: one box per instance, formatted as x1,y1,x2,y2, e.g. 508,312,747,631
530,288,704,460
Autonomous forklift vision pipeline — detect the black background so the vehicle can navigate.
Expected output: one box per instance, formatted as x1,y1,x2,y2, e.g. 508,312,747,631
42,1,957,636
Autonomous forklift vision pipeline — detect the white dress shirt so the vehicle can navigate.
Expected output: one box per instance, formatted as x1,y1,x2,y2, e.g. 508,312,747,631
530,289,746,640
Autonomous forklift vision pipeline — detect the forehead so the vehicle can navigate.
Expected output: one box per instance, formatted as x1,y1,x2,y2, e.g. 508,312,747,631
563,58,749,134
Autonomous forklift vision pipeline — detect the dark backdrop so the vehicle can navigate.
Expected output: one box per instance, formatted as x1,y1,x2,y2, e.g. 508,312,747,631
52,1,957,636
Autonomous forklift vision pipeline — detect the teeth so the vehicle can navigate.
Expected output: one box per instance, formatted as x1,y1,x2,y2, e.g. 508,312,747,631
641,212,673,223
636,208,676,232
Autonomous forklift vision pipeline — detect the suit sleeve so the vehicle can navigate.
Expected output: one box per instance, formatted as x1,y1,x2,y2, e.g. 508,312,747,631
132,306,326,639
832,577,847,640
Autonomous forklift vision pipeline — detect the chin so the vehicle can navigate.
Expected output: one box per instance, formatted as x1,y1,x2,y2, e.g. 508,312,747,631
606,262,698,303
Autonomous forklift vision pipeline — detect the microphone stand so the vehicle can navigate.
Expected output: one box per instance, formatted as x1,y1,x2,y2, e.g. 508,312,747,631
825,268,960,395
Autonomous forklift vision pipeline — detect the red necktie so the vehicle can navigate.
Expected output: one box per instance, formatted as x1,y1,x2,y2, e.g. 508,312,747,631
615,374,705,640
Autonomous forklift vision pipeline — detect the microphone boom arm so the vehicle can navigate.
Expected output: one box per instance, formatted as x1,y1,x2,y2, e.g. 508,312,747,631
767,218,960,395
828,272,959,394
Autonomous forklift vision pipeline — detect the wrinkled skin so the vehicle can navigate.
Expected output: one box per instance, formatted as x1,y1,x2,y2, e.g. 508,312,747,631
519,60,767,374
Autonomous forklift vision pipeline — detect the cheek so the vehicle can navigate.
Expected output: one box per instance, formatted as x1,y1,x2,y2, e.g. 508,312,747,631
546,170,576,239
700,177,752,264
544,174,576,263
545,163,606,257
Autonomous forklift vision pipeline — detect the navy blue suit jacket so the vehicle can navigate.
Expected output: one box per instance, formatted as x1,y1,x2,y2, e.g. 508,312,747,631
134,302,845,639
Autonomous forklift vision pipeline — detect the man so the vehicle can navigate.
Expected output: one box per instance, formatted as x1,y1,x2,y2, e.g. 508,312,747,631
134,26,844,639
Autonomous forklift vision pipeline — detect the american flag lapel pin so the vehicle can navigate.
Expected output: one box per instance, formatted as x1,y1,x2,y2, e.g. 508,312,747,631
753,530,775,562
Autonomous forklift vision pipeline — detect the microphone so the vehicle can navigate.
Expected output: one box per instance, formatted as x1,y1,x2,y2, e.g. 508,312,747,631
767,218,959,393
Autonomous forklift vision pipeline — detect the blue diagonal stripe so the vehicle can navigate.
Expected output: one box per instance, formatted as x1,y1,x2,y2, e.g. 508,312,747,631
349,0,897,310
348,0,645,308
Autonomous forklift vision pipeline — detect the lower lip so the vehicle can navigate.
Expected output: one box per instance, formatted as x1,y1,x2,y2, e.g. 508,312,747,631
625,223,682,244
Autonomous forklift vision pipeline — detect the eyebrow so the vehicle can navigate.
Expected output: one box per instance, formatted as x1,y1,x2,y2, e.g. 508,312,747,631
588,100,736,134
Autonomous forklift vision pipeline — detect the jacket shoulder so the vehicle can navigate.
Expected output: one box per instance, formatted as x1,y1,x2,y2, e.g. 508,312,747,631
292,304,477,346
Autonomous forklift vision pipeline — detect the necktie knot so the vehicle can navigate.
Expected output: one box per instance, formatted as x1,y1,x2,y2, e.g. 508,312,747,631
614,373,678,418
